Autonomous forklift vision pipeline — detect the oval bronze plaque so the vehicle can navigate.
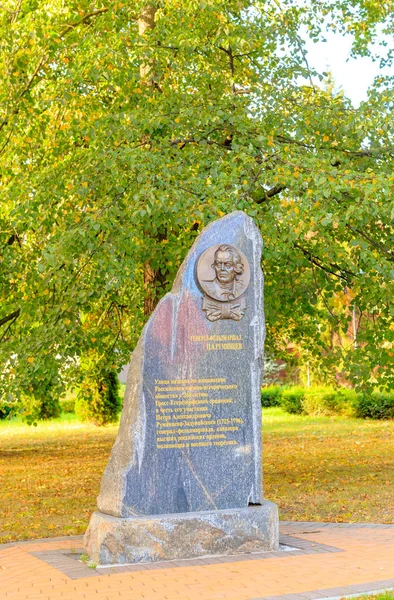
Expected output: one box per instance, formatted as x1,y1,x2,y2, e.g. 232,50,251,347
196,244,250,321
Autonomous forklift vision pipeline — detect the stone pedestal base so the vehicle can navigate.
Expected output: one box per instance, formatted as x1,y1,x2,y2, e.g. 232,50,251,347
84,500,279,565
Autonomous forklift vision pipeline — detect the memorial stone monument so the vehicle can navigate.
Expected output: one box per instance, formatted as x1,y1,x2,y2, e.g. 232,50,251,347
85,211,279,564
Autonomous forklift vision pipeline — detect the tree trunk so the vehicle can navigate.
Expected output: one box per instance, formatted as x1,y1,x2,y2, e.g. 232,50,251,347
138,5,161,317
143,261,158,316
138,4,157,80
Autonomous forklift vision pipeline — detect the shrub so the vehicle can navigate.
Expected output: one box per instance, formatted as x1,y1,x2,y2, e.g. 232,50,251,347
281,387,306,414
355,392,394,420
0,400,17,420
76,369,121,426
261,385,283,407
279,386,393,420
300,387,337,416
334,388,359,417
38,393,61,420
60,389,77,414
301,387,357,417
20,386,61,422
60,397,76,414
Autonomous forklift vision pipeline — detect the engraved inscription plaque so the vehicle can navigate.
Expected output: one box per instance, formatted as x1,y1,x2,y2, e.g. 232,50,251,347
196,244,250,321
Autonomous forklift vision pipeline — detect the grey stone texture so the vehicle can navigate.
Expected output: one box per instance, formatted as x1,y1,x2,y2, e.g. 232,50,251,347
85,502,279,565
85,211,278,563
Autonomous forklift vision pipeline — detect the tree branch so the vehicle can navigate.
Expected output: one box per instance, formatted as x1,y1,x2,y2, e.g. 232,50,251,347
276,134,393,158
19,55,47,98
19,10,110,99
172,184,206,200
0,308,20,328
59,8,110,37
169,137,232,149
294,244,355,281
311,263,339,321
254,184,286,204
218,45,235,93
0,7,111,132
0,3,18,14
4,230,21,247
346,224,394,262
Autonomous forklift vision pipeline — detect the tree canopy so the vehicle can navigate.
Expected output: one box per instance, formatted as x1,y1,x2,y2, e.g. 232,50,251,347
1,0,393,408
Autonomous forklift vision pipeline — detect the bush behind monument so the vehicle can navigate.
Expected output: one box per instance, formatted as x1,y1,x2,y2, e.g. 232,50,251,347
261,385,394,420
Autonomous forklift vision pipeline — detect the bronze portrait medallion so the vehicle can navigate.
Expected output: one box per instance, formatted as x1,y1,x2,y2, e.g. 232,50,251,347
196,244,250,321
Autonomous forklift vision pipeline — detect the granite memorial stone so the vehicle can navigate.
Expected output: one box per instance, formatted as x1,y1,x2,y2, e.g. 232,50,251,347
85,211,279,564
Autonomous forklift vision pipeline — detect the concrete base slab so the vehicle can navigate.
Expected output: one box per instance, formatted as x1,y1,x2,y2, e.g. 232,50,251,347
84,500,279,565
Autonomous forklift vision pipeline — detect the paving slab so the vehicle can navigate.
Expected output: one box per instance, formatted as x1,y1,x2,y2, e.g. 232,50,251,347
1,522,393,600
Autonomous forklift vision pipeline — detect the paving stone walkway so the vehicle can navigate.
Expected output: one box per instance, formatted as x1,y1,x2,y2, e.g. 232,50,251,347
1,522,393,600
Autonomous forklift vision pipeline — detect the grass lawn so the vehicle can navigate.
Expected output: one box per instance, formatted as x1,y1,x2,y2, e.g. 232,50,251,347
354,596,394,600
0,408,393,543
263,408,394,524
0,414,118,543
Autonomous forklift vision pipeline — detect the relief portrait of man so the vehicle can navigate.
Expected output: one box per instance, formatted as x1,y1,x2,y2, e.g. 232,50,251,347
197,244,250,321
203,245,246,302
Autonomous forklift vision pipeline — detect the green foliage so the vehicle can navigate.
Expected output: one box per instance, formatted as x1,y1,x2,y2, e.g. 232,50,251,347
299,386,356,417
276,385,394,419
0,0,393,399
281,387,306,414
75,369,120,426
37,391,61,420
358,595,394,600
60,389,77,414
299,387,337,416
0,400,16,420
260,385,283,408
60,397,76,414
20,385,61,422
355,392,394,420
334,388,360,416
